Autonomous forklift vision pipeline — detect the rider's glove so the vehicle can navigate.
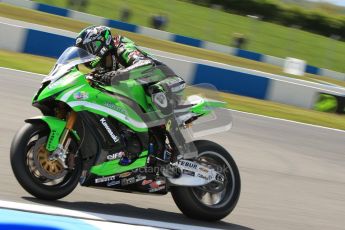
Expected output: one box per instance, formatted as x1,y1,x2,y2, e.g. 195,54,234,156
87,71,102,82
100,71,122,85
88,70,120,85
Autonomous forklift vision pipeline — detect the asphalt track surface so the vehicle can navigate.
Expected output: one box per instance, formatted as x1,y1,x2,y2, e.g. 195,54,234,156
0,67,345,230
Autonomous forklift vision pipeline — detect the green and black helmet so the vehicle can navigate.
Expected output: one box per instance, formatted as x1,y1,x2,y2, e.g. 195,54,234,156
75,25,114,58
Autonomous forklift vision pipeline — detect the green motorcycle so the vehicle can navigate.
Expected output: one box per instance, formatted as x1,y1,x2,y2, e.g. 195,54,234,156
10,47,240,221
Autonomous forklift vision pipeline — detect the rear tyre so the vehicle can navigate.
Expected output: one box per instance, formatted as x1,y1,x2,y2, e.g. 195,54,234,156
171,140,241,221
10,122,82,200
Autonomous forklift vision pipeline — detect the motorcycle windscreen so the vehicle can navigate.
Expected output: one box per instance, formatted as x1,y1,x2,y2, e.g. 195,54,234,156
43,47,98,83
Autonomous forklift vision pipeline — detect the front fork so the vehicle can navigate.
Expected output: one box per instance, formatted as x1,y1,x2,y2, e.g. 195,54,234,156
59,111,78,148
49,111,78,168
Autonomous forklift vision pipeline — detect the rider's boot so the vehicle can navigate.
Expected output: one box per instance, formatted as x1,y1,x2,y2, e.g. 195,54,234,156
119,152,139,166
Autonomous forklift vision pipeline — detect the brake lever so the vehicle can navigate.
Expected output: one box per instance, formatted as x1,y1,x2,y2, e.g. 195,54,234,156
86,74,105,86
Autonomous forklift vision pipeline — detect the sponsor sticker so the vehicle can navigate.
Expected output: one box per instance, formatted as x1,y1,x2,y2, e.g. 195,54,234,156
107,151,125,161
104,102,127,115
199,167,209,173
149,180,165,189
149,185,166,193
142,180,153,186
119,172,132,178
95,175,117,183
107,180,120,187
121,177,135,186
183,169,195,177
74,91,89,100
135,175,146,182
153,92,168,108
100,118,120,143
197,173,209,181
178,160,198,169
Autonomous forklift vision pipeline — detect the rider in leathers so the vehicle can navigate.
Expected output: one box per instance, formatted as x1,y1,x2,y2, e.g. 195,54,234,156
75,25,186,164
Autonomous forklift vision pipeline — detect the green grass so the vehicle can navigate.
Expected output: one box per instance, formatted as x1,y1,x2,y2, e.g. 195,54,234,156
1,50,344,130
32,0,345,73
0,50,55,74
1,4,345,88
218,92,345,130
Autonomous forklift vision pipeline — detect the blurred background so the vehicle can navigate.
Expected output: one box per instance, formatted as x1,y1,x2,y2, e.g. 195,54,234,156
0,2,345,229
33,0,345,72
1,0,344,127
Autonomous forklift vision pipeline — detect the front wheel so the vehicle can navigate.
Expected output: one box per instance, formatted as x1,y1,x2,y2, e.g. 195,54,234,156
171,140,241,221
10,122,82,200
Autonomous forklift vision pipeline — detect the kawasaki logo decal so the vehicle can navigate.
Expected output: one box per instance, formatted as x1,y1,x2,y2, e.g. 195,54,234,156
100,118,119,143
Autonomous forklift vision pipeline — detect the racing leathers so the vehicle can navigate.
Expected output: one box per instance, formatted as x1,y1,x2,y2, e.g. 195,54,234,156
95,35,186,116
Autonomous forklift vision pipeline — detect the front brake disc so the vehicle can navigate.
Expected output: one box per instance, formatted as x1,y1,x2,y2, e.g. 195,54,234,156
33,137,67,180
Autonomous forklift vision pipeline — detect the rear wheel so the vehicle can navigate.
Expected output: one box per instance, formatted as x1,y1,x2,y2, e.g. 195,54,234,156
10,122,82,200
171,140,241,221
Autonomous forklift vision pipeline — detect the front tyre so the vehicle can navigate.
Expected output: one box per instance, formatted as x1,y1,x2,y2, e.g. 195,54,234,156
10,122,82,200
171,140,241,221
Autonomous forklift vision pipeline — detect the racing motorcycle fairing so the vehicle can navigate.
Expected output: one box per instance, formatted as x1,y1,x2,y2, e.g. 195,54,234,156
29,46,230,194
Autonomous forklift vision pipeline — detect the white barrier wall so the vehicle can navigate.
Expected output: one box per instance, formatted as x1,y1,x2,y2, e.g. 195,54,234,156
2,0,344,80
321,69,345,81
1,21,345,110
267,81,319,108
0,22,26,52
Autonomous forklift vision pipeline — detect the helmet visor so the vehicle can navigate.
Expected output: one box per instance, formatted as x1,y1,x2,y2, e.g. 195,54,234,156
85,40,102,56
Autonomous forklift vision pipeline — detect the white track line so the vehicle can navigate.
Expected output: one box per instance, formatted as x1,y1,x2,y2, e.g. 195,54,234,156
230,109,345,133
1,67,344,133
0,66,47,77
0,200,218,230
